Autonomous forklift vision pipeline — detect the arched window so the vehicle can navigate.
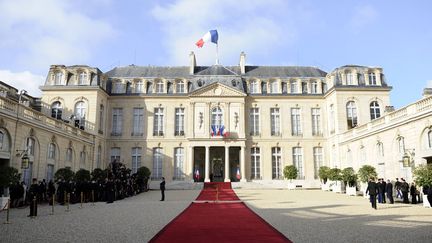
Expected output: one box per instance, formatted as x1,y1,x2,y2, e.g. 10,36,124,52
48,143,56,159
0,131,4,150
66,148,73,162
78,72,87,85
51,101,62,120
270,80,278,93
397,136,405,154
250,80,259,94
74,101,86,129
370,101,381,120
428,130,432,149
377,142,384,157
80,151,86,168
156,80,164,93
211,107,223,135
26,137,35,156
54,72,63,85
368,72,377,85
177,81,185,93
346,101,358,129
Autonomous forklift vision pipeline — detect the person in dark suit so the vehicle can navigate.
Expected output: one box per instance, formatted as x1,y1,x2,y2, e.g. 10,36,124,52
385,179,394,204
28,178,39,217
160,177,166,201
366,177,378,210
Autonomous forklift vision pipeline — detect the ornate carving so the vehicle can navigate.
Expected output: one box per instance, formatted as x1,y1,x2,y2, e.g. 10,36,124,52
29,128,35,136
0,118,5,128
51,135,56,143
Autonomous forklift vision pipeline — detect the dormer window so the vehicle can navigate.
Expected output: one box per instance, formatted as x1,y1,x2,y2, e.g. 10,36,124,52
346,73,354,85
368,72,377,85
51,101,62,120
113,81,123,93
135,80,144,93
270,80,278,94
302,82,308,94
311,81,318,94
78,72,87,85
156,80,164,93
250,80,259,94
54,72,63,85
290,81,298,94
177,81,185,93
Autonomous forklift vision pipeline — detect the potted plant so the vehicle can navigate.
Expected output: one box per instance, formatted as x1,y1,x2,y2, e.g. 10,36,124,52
54,167,75,182
413,164,432,207
358,165,377,198
75,169,91,182
318,166,331,191
328,168,342,193
137,166,151,192
283,165,298,190
0,166,20,209
341,167,357,196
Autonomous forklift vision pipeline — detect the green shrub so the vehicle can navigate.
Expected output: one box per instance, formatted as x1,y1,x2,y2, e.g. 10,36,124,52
54,167,75,181
283,165,298,181
328,168,342,181
318,166,331,184
75,169,91,182
413,164,432,187
358,165,377,183
341,167,357,187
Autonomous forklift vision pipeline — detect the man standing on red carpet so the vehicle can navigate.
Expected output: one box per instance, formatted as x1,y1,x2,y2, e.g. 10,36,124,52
160,177,165,201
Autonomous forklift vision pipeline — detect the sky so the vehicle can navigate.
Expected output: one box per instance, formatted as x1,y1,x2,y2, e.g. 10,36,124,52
0,0,431,108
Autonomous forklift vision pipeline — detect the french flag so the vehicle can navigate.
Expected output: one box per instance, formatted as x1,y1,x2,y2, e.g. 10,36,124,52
196,30,218,48
236,168,241,180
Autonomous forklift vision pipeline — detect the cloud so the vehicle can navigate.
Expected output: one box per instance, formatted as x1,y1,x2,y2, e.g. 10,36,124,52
151,0,302,66
0,70,45,97
349,4,378,30
0,0,115,71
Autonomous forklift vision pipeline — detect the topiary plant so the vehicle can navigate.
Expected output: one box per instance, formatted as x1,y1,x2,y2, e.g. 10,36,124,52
318,166,331,184
137,166,151,191
341,167,357,187
358,165,378,183
413,164,432,187
75,169,91,182
0,166,20,196
328,168,342,181
54,167,75,181
283,165,298,182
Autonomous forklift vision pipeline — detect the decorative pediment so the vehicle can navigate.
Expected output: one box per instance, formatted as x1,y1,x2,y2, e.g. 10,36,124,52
190,82,246,97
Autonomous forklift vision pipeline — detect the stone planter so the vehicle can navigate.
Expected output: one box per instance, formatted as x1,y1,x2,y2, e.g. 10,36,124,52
360,182,369,199
0,196,10,210
423,193,431,208
287,182,296,190
346,186,357,196
330,181,343,193
321,182,330,191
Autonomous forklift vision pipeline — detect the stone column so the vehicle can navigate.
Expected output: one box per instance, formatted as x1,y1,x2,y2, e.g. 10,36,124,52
224,146,230,182
240,146,246,182
205,146,210,182
189,146,194,182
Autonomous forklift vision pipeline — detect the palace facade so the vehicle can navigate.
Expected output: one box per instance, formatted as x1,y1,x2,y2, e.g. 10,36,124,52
1,52,432,188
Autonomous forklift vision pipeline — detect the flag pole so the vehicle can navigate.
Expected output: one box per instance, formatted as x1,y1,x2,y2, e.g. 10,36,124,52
215,43,219,65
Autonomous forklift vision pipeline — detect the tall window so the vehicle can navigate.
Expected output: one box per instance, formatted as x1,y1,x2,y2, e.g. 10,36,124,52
272,147,282,179
110,147,120,162
397,136,405,154
78,72,87,85
311,108,321,136
114,82,123,93
66,148,73,162
80,151,86,168
311,81,318,94
313,147,323,179
270,80,278,93
131,147,142,174
370,101,381,120
360,146,366,164
46,164,54,182
290,81,298,93
153,107,164,136
291,108,302,136
368,72,377,85
293,147,303,179
329,104,335,134
22,162,33,186
270,108,280,136
132,108,144,136
51,101,62,119
251,147,261,179
346,149,353,167
135,80,144,93
54,72,63,85
346,73,354,85
249,108,260,136
48,143,56,159
152,148,163,179
75,101,86,129
175,108,185,136
156,80,164,93
211,107,223,133
302,82,308,94
112,108,123,135
177,81,185,93
429,130,432,149
174,147,184,180
26,137,35,156
250,80,259,94
377,142,384,158
96,146,101,168
346,101,358,129
99,105,104,132
0,132,4,150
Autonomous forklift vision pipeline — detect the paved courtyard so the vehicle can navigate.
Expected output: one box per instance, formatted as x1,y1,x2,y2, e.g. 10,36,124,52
0,189,431,242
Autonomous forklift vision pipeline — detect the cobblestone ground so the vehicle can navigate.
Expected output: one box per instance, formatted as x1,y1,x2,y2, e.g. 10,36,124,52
235,189,432,243
1,189,431,243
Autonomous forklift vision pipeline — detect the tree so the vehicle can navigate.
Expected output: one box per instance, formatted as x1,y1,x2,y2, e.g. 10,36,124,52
0,166,20,196
358,165,378,183
54,168,75,181
75,169,91,182
413,164,432,187
91,168,108,181
283,165,298,182
318,166,331,184
328,168,342,181
137,166,151,191
341,167,357,187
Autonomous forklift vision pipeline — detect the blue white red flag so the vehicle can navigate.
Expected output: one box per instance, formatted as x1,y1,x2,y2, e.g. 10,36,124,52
219,125,226,137
196,30,218,48
195,169,200,180
236,168,241,180
211,125,217,137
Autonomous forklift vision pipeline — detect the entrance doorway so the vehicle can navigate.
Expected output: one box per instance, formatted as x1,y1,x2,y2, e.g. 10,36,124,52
192,147,241,182
425,156,432,165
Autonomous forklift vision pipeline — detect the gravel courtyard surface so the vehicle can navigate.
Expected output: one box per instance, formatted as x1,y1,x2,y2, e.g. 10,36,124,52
1,189,431,243
234,189,432,243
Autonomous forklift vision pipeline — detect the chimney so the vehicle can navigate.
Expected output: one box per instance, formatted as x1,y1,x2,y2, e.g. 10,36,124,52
189,51,196,75
239,52,246,75
423,80,432,98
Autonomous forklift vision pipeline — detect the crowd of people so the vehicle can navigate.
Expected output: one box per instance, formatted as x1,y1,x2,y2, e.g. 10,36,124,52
366,177,432,210
8,161,148,209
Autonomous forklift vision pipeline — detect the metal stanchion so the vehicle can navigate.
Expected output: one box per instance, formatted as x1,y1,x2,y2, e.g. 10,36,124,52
31,196,37,218
66,193,70,212
80,192,83,209
50,195,55,215
91,190,95,206
3,198,11,224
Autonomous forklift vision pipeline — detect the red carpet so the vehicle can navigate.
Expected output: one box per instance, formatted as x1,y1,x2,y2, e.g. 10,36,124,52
149,182,291,243
195,183,239,201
